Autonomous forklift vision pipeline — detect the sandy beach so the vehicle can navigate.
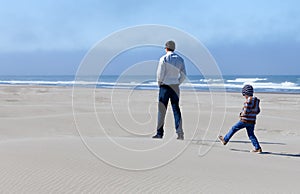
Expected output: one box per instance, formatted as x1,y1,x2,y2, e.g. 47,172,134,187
0,85,299,193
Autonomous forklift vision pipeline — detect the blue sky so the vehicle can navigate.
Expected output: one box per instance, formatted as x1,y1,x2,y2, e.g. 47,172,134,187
0,0,300,75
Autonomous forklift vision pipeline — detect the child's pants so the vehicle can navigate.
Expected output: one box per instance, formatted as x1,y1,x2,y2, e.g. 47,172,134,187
224,121,261,150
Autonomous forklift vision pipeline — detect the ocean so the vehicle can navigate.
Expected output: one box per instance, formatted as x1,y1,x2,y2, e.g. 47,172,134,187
0,75,300,94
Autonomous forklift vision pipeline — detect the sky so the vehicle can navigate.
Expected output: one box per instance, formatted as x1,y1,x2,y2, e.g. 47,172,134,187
0,0,300,75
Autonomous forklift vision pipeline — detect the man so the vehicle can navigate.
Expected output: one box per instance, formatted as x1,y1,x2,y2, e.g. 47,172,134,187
152,40,186,140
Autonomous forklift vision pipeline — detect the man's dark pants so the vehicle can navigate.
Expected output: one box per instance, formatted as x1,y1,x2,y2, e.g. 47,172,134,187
156,84,183,137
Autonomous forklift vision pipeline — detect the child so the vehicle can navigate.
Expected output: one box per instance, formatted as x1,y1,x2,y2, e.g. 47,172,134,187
219,84,262,153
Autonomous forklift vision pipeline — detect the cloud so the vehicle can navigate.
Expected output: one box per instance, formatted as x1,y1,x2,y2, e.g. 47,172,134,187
0,50,85,75
1,0,300,52
209,40,300,75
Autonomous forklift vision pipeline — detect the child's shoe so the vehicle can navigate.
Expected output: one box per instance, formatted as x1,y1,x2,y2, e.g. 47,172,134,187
218,136,227,145
251,148,262,153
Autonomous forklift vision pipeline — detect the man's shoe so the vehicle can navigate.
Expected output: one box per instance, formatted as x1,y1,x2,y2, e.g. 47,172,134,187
251,148,262,153
218,136,227,145
152,134,163,139
177,134,184,140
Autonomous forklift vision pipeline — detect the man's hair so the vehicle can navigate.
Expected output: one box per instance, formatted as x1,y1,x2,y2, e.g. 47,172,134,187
166,47,174,52
165,40,175,51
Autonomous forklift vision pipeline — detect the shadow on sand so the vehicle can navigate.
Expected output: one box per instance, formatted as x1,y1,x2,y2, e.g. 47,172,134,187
230,148,300,158
190,139,299,158
227,140,286,146
190,139,286,146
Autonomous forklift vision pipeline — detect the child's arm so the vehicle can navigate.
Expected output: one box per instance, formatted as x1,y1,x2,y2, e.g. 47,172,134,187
240,97,260,118
240,97,253,117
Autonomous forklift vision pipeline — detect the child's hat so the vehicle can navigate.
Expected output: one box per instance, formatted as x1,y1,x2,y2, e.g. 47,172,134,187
242,85,254,96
